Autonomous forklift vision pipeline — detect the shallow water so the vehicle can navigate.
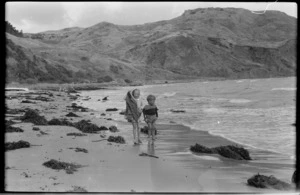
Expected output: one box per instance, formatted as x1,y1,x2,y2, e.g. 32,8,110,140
80,77,296,160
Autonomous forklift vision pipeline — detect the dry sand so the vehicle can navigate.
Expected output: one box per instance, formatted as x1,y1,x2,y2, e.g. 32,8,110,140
4,89,297,192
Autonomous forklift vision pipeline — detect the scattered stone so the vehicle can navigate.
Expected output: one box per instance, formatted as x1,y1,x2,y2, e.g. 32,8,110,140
119,111,125,115
190,144,251,160
21,172,30,178
5,120,16,126
106,118,112,121
6,108,26,115
100,134,106,138
170,109,186,113
90,113,94,115
247,173,292,190
106,108,118,111
101,113,106,116
20,109,48,125
66,133,87,137
43,159,83,174
5,140,30,151
6,125,24,133
99,126,109,130
107,136,125,144
102,96,108,101
32,127,40,131
109,126,118,132
66,112,79,117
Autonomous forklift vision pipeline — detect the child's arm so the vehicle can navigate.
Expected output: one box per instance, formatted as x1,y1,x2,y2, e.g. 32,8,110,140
155,107,158,117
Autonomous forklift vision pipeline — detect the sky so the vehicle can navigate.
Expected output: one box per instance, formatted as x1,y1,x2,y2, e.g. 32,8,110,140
5,2,298,33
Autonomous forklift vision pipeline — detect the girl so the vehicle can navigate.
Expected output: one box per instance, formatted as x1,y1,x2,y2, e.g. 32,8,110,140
124,89,143,145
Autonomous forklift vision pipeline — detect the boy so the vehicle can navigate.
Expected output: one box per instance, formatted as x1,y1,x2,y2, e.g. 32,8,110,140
143,95,158,141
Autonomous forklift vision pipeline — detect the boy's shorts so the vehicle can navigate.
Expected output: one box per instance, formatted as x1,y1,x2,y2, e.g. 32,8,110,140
145,115,157,124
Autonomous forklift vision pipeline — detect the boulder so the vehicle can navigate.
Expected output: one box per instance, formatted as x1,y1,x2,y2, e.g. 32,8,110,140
247,173,293,190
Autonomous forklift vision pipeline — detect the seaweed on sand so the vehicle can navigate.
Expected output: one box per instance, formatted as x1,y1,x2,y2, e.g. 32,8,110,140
20,109,48,125
66,112,79,117
69,147,88,153
43,159,83,174
6,125,24,133
109,126,118,132
48,118,74,126
107,136,125,144
247,173,292,190
66,133,87,137
67,186,88,192
5,140,30,151
190,144,252,160
74,120,106,133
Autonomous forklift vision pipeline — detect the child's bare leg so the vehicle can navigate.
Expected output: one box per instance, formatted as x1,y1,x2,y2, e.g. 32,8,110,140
132,121,137,143
152,122,157,139
147,123,151,138
136,121,142,143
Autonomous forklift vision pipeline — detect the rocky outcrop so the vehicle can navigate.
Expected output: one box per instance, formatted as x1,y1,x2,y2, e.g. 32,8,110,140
247,173,293,190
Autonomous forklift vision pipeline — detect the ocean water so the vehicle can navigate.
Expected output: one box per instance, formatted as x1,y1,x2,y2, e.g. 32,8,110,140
79,77,296,159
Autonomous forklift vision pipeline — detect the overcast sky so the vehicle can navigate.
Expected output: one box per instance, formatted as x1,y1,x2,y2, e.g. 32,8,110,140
5,2,297,33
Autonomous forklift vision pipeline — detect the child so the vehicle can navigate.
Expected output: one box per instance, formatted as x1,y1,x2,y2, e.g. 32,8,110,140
143,95,158,141
124,89,143,145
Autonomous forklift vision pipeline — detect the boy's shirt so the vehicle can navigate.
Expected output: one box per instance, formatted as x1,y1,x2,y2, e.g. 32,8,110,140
142,105,158,117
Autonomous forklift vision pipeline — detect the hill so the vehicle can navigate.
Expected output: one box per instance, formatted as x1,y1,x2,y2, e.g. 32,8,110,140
6,7,297,84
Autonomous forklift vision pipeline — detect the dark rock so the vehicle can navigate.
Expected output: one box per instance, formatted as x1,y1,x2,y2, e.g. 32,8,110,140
247,173,292,190
119,111,125,115
106,118,112,121
69,147,88,153
5,140,30,151
109,126,118,132
90,113,94,115
20,109,48,125
106,108,118,111
5,120,16,126
99,126,109,130
107,136,125,144
101,113,106,116
32,127,40,131
42,159,82,174
102,96,108,101
66,112,79,117
6,125,24,133
190,144,251,160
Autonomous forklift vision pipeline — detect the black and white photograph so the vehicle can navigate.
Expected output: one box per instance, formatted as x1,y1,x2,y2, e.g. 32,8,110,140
4,1,297,193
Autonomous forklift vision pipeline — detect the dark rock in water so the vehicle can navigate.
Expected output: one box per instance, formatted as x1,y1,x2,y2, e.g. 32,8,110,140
119,111,125,115
20,109,48,125
170,109,185,113
6,125,24,133
102,96,108,101
190,144,251,160
106,108,118,111
107,136,125,144
101,113,106,116
66,133,87,136
247,173,292,190
42,159,82,174
48,118,74,126
32,127,40,131
106,118,112,121
66,112,79,117
109,126,118,132
5,140,30,151
140,126,157,135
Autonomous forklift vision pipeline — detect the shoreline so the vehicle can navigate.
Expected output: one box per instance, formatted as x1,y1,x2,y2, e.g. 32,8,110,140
5,84,296,192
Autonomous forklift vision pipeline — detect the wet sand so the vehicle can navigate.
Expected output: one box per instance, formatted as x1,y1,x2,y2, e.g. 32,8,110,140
4,89,296,192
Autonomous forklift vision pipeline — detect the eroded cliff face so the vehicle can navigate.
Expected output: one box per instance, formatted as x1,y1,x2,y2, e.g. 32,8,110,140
6,8,296,83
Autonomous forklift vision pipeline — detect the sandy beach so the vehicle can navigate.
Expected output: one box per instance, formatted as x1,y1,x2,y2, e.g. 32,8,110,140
4,87,296,193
